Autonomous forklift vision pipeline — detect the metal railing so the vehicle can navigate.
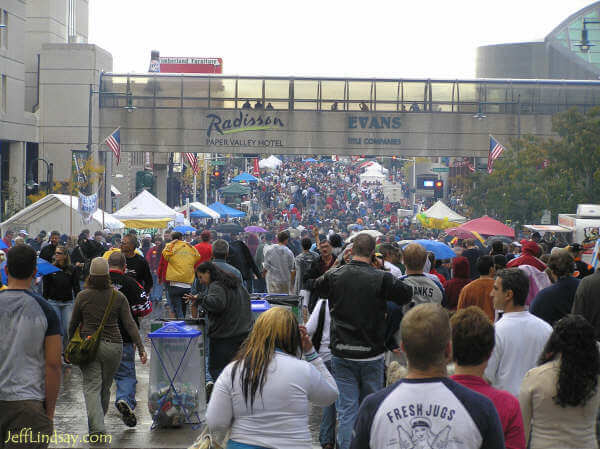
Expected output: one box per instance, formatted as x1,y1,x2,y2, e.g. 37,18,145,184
99,73,600,114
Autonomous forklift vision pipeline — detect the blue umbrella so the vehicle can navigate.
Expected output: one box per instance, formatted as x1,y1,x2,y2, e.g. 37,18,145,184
173,225,196,234
1,257,61,285
403,239,456,260
303,158,317,162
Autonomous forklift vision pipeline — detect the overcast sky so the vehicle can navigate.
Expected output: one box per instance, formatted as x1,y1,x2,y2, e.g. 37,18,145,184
90,1,593,78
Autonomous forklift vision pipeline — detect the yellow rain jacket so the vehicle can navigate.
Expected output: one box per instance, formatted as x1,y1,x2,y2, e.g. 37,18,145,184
162,239,201,285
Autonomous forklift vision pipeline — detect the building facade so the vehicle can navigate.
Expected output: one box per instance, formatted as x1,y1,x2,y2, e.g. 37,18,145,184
477,2,600,80
3,1,600,223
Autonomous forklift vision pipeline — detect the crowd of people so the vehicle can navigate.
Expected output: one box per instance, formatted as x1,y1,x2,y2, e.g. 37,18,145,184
1,156,600,448
214,158,429,240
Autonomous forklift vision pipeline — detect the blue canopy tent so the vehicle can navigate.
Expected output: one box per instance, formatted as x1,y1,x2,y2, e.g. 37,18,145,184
190,209,215,219
208,202,246,218
302,158,317,162
232,172,259,183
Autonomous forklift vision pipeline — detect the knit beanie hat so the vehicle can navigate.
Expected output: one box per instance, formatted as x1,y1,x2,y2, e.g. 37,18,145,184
89,257,109,276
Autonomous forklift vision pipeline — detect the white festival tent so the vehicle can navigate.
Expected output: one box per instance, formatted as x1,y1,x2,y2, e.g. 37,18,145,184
422,200,467,224
361,161,389,174
175,202,221,219
113,189,184,229
0,194,124,237
360,166,386,183
258,155,282,169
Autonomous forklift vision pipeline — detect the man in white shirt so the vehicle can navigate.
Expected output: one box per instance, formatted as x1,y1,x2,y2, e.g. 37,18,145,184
378,243,403,278
484,268,552,396
263,230,296,294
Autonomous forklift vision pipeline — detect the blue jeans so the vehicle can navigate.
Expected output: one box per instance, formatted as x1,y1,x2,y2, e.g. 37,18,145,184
167,285,189,319
320,359,336,447
150,273,163,302
150,274,164,319
332,356,385,449
114,343,137,410
47,299,74,350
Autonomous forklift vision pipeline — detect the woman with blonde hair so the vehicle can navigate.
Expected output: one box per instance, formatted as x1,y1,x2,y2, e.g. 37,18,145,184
206,307,338,449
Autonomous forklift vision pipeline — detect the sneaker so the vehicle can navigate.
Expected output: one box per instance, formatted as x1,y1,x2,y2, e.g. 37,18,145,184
116,399,137,427
205,381,214,402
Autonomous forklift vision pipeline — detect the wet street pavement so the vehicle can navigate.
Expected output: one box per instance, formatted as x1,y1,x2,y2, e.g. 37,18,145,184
50,315,324,448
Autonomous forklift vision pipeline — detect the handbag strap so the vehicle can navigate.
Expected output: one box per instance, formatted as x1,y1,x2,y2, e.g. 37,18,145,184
95,289,117,336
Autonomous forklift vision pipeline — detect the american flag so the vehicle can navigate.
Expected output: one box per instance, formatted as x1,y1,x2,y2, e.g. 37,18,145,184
183,152,199,174
488,135,505,174
104,128,121,165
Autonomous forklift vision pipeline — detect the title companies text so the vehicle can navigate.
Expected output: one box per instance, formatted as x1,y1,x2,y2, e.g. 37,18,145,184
347,115,402,145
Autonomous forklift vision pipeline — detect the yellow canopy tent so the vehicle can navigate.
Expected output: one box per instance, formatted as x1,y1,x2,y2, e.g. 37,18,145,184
112,190,180,230
417,201,467,230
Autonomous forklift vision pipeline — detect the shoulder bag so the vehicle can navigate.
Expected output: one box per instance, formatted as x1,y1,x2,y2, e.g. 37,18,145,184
65,289,117,366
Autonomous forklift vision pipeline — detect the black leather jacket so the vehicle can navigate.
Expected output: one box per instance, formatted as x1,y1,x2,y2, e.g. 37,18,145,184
313,260,413,359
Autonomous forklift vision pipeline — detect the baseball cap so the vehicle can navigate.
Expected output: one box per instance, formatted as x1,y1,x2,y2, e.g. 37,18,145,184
18,230,29,236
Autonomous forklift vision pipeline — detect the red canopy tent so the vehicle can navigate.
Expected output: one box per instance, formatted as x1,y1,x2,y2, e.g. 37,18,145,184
456,215,515,238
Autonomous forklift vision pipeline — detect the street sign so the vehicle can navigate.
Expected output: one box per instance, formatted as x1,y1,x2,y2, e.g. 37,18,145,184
432,167,449,173
211,160,226,166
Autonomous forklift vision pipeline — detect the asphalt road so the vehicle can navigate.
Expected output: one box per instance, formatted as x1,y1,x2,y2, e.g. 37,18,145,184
50,316,324,449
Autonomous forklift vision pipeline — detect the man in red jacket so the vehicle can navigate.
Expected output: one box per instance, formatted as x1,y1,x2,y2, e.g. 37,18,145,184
506,241,546,272
194,230,213,265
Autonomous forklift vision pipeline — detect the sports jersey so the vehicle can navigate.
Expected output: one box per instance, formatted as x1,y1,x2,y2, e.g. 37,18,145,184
399,274,445,312
350,377,504,449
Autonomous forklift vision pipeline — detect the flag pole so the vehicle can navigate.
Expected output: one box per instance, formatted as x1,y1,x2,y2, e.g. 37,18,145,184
204,154,208,205
69,151,73,239
193,173,197,203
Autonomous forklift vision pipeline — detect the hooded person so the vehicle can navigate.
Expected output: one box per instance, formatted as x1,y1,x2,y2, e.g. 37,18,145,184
443,256,471,312
506,240,547,272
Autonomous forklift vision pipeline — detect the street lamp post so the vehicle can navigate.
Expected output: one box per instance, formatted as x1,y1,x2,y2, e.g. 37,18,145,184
28,158,54,195
88,80,135,211
577,19,600,53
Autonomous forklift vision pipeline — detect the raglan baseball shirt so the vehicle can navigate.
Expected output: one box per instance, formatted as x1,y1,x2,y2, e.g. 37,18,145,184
350,377,504,449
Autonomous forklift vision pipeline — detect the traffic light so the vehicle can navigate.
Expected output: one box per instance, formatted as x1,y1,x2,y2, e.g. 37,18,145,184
434,180,444,199
213,170,223,188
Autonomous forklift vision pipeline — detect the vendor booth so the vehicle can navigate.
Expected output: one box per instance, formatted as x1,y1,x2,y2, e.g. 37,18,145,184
0,194,124,237
113,190,182,229
417,200,466,229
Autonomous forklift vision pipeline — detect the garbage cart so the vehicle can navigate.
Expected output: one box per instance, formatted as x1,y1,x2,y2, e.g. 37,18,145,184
148,322,205,429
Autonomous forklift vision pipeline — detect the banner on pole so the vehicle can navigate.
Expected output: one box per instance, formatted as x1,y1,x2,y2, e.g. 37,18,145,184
72,151,88,186
591,239,600,270
78,192,98,224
